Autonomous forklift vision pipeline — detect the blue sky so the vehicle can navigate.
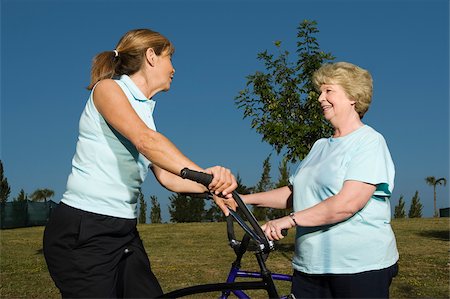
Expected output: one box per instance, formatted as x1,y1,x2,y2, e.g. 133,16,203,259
1,0,449,222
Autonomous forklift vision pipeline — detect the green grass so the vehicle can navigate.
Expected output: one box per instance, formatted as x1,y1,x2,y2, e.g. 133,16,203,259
0,218,448,298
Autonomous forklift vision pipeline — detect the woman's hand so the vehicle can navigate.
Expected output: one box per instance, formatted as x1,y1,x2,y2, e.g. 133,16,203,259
212,194,237,216
261,216,295,241
205,166,237,198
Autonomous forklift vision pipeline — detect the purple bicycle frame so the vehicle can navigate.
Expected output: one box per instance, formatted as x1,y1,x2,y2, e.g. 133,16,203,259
220,263,292,299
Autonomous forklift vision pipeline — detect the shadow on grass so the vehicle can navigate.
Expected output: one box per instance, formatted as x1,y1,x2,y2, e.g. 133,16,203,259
396,283,416,298
417,230,449,241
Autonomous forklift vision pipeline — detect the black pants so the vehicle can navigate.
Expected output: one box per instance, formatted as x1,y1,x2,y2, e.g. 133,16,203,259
291,263,398,299
43,203,163,298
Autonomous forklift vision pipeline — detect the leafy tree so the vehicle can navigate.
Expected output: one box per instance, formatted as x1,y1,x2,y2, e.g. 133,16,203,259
252,155,274,221
13,189,28,202
169,193,205,223
235,20,334,163
408,191,423,218
267,157,291,220
138,192,147,224
394,195,406,219
30,188,54,203
0,160,11,204
150,195,162,224
425,176,447,217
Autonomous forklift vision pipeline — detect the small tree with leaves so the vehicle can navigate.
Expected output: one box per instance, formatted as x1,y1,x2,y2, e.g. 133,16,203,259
0,160,11,204
150,195,162,224
394,195,406,219
138,192,147,224
408,191,423,218
425,176,447,217
235,20,334,163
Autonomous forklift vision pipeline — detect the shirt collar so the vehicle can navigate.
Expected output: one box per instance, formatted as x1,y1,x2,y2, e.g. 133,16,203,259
119,75,151,102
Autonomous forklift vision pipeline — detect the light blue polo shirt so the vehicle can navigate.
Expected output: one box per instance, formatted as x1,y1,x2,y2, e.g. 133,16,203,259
61,75,156,219
289,125,399,274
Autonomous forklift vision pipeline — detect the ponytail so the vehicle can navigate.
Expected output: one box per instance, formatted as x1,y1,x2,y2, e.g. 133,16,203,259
87,51,119,90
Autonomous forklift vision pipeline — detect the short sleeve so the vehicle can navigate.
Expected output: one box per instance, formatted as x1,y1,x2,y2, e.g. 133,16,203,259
344,133,395,197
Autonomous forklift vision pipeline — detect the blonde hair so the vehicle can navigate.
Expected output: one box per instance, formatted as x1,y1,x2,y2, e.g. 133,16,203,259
312,62,373,119
87,29,175,90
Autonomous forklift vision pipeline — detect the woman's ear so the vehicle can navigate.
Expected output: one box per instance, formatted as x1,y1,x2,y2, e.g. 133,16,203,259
145,48,157,66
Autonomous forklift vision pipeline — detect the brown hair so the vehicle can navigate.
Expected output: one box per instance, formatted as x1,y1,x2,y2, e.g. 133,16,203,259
87,29,175,90
313,62,373,119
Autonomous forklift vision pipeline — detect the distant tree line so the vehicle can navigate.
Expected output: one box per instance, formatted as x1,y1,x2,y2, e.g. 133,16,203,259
394,175,447,219
0,160,55,205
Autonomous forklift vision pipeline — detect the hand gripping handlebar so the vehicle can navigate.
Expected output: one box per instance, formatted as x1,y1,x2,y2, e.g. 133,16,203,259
180,168,273,252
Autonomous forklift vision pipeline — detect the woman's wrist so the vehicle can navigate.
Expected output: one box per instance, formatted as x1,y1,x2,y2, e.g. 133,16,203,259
289,212,299,227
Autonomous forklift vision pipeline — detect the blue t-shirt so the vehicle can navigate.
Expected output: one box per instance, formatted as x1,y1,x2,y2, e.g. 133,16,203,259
289,125,399,274
61,75,156,219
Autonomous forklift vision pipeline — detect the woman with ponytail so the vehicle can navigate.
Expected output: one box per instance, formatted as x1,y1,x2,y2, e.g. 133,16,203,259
43,28,237,298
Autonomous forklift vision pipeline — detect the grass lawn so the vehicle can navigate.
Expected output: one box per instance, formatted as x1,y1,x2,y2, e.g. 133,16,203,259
0,218,448,298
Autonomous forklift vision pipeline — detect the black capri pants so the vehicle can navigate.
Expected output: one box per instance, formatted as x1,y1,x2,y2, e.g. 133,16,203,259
43,203,163,298
291,263,398,299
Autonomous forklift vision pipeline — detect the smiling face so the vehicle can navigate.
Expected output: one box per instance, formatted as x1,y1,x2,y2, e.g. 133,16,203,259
318,83,357,126
313,62,373,120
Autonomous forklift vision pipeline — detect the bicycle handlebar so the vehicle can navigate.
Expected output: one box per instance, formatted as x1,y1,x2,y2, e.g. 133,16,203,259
180,168,213,186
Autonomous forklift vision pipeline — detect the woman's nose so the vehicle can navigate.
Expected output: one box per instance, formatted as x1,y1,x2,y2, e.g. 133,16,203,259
318,92,325,102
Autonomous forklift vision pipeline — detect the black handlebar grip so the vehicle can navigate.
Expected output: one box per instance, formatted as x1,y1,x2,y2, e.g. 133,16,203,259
180,168,213,187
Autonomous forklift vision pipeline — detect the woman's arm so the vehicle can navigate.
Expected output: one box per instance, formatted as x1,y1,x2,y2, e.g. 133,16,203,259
262,180,376,240
93,79,236,195
240,186,293,209
151,164,206,193
292,180,376,227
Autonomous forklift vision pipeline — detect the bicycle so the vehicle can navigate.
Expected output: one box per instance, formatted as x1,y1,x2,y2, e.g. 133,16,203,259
157,168,294,299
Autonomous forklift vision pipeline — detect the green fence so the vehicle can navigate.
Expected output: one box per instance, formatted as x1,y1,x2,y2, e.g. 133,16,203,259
439,207,450,217
0,200,58,229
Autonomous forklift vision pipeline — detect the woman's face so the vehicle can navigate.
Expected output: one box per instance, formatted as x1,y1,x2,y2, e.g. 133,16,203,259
318,83,356,125
154,51,175,92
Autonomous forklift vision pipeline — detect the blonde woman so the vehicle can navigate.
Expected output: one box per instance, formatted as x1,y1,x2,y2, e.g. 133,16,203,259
240,62,399,298
43,29,237,298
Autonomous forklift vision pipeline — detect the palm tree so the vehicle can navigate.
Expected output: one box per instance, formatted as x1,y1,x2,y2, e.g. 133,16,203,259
425,176,447,217
30,188,55,203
